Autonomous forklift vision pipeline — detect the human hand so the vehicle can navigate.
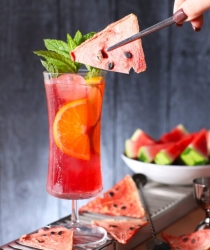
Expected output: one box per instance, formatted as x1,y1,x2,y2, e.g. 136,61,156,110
174,0,210,30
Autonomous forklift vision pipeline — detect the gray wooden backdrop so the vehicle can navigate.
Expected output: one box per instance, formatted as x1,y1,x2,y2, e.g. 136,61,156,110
1,0,210,245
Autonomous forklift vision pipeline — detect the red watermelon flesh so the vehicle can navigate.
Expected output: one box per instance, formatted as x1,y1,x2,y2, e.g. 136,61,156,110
162,230,210,250
137,143,173,163
19,226,73,250
191,129,208,157
154,134,195,165
92,219,148,244
79,175,145,218
207,130,210,155
180,129,208,165
70,14,146,74
158,124,188,143
125,129,155,159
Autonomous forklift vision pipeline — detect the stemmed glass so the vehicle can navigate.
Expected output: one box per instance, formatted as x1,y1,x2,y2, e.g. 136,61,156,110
193,177,210,231
43,70,107,248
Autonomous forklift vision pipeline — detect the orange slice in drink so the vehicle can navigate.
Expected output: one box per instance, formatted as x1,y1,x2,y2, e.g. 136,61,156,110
86,77,105,127
90,122,101,154
85,76,104,85
53,99,90,160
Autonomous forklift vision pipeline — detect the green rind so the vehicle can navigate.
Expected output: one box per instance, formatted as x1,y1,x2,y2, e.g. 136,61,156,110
180,147,208,166
125,139,134,158
154,151,172,165
138,148,150,163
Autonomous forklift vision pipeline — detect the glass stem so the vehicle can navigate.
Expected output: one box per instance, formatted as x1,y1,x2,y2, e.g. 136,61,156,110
205,209,210,225
71,200,79,224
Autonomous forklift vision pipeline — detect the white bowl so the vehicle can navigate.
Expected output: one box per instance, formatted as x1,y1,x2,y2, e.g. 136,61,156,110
121,154,210,185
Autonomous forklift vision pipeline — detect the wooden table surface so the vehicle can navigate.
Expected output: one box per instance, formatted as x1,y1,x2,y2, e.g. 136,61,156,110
134,207,205,250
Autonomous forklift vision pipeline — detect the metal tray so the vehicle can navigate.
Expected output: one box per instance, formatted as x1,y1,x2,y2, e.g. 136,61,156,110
0,182,197,250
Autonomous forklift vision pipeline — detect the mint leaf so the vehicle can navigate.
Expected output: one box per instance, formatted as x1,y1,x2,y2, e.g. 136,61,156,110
85,65,101,79
44,39,70,58
67,34,77,51
74,30,83,46
34,50,77,73
41,60,58,74
83,32,96,42
34,30,101,75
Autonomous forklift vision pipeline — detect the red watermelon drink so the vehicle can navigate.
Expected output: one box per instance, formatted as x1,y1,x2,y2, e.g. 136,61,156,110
44,71,106,200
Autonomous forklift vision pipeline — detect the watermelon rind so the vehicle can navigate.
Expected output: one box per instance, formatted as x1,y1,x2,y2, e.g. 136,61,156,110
125,129,155,159
138,148,151,163
177,124,188,134
154,151,173,165
131,129,143,140
180,146,208,166
125,139,135,158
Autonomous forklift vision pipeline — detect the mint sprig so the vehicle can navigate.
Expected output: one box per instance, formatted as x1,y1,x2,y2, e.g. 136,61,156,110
34,31,100,75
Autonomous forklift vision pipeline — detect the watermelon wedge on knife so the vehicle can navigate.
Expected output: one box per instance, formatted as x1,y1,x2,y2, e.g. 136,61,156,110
70,14,146,74
125,129,155,158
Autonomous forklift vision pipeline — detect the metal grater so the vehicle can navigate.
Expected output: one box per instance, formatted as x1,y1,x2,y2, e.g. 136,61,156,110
0,183,197,250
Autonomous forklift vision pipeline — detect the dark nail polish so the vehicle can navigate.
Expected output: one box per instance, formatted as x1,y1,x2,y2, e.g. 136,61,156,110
176,23,183,27
194,27,201,32
173,8,188,24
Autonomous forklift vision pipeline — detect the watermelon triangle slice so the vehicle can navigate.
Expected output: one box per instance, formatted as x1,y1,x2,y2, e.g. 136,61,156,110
206,130,210,156
70,14,146,74
162,230,210,250
138,143,173,163
79,175,145,218
158,124,188,143
154,133,195,165
180,129,208,166
125,129,155,159
19,226,73,250
92,219,148,244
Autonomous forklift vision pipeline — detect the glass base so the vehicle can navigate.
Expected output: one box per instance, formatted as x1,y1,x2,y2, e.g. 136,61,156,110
66,222,107,248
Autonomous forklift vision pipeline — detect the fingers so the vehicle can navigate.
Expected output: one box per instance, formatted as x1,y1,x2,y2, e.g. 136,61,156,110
190,15,203,30
173,0,210,30
173,0,185,13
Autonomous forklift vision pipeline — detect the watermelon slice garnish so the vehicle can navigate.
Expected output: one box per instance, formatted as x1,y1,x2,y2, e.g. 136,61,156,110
79,175,145,218
92,219,148,244
70,14,146,74
162,230,210,250
19,226,73,250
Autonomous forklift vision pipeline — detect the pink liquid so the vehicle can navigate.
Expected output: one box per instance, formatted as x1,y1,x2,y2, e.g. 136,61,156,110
44,73,105,199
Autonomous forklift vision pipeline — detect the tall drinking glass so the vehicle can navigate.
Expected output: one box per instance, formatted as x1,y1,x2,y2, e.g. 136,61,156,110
193,177,210,231
43,70,107,248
